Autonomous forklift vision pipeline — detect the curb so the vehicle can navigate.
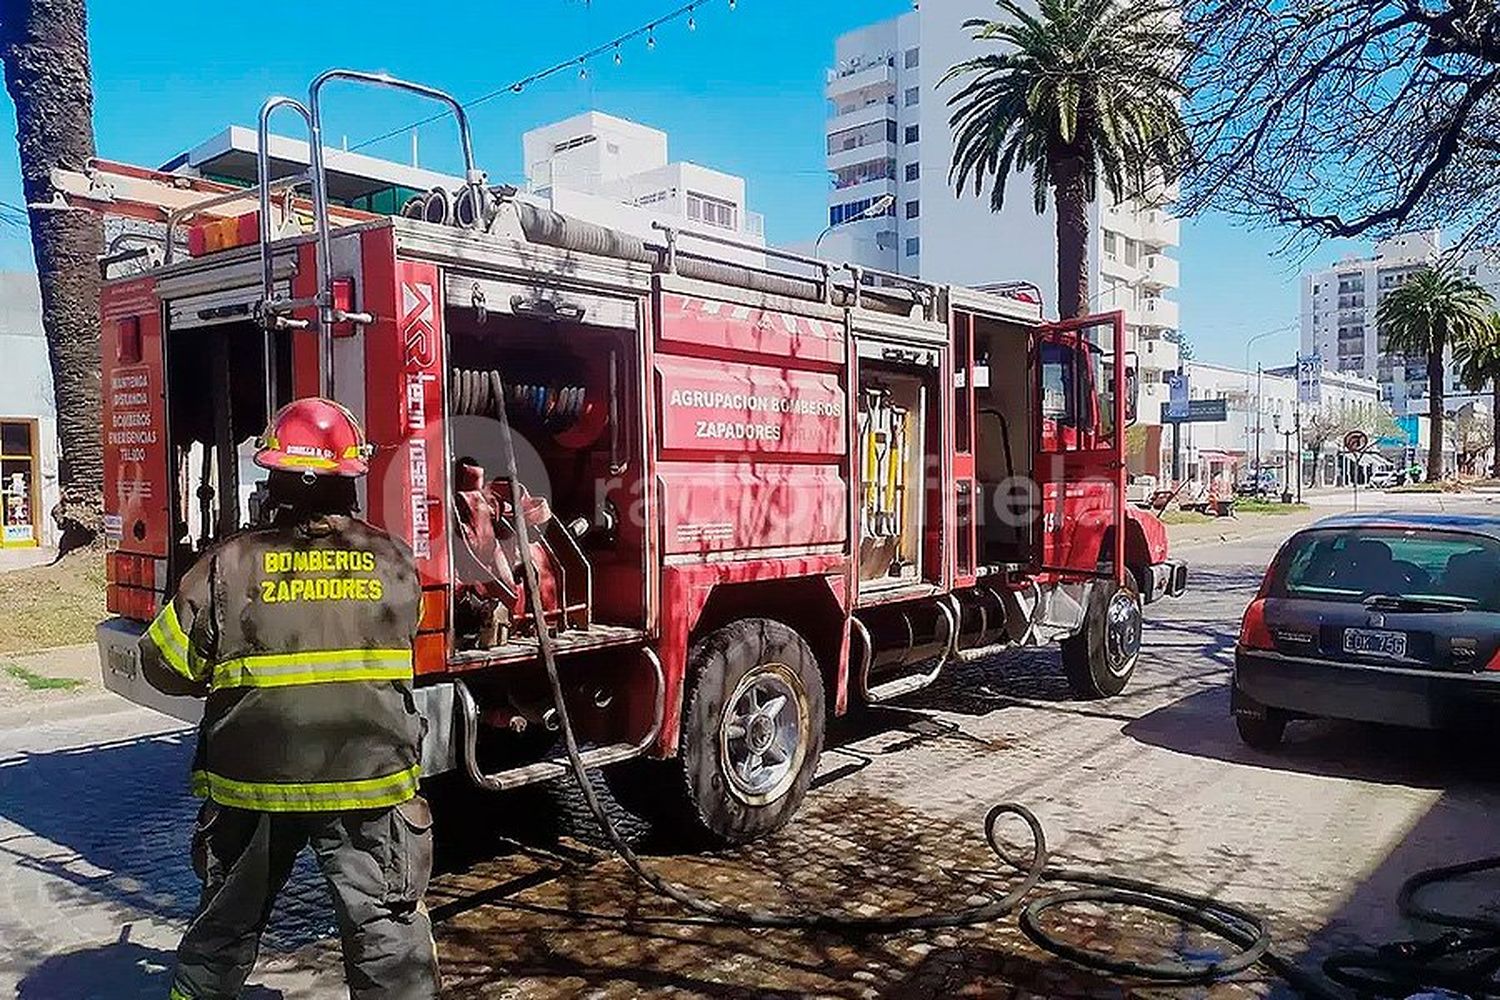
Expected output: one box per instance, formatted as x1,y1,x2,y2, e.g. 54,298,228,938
1170,519,1313,552
0,691,143,731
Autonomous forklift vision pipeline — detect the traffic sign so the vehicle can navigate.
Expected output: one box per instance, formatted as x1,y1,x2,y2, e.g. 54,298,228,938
1160,398,1228,424
1343,429,1370,453
1166,372,1189,419
1297,353,1322,405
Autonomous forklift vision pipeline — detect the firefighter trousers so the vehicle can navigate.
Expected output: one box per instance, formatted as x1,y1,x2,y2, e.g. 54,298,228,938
169,796,440,1000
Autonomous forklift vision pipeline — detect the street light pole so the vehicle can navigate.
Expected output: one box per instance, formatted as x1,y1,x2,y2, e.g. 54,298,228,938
1242,324,1294,486
1254,363,1263,482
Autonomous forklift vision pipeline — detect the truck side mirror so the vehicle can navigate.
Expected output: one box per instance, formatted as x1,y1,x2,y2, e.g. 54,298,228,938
1124,352,1140,426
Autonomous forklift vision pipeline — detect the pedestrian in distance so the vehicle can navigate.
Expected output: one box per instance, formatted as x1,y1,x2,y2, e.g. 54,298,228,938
139,397,440,1000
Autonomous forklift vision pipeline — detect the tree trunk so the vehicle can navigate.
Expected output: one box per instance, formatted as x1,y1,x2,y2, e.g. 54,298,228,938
1492,376,1500,479
0,0,104,554
1053,154,1090,319
1426,337,1445,482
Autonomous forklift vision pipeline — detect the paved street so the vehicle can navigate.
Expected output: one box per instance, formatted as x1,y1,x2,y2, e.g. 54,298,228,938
3,523,1499,998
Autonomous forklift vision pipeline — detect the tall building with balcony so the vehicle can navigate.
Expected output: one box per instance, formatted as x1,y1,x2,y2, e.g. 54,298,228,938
1301,230,1500,414
522,111,764,250
821,6,1183,474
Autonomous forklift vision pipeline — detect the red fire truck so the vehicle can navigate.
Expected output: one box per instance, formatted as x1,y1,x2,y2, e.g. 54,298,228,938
87,73,1184,844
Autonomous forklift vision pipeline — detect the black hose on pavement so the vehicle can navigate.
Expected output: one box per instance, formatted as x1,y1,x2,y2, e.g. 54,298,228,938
488,375,1492,998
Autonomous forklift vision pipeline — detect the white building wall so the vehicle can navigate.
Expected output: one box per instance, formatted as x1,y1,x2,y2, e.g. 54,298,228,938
0,271,57,548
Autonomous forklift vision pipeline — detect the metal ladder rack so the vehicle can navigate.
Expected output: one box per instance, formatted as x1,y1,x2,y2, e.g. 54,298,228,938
252,70,491,398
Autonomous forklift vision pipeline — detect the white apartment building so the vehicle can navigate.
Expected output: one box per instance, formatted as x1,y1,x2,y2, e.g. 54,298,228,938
522,111,764,251
820,6,1182,472
1301,229,1500,415
1171,361,1382,489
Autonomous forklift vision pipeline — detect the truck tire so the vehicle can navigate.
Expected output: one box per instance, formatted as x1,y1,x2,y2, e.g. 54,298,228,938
1061,577,1141,699
670,618,826,844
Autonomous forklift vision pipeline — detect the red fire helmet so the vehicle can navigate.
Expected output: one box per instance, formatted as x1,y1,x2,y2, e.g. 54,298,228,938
254,397,372,477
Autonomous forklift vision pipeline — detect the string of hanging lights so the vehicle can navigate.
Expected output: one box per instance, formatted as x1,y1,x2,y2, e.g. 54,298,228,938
349,0,736,154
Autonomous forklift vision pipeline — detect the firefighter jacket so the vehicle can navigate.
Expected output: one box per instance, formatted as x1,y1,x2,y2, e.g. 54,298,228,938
139,515,424,812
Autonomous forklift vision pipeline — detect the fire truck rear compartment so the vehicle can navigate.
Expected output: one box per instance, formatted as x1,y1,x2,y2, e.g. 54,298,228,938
445,309,646,661
164,318,291,563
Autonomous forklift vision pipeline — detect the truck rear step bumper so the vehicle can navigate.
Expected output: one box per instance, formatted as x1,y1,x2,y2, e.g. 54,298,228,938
1140,559,1188,604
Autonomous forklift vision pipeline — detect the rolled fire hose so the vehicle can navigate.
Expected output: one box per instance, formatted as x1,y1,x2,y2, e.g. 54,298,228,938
488,368,1491,997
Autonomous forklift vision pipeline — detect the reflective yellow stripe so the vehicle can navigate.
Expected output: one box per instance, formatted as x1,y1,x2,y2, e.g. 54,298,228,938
191,764,420,812
169,985,194,1000
146,601,199,681
210,648,413,690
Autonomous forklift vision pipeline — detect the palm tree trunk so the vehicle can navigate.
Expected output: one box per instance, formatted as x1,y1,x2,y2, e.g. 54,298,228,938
0,0,104,553
1053,154,1090,319
1426,339,1445,481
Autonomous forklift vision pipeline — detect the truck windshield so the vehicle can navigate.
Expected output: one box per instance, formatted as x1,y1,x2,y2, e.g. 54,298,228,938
1268,527,1500,611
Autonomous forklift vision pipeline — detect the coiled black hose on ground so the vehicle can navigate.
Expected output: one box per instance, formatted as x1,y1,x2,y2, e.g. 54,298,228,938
488,371,1493,997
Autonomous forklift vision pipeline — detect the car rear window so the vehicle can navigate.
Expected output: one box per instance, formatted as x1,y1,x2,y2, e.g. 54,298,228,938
1268,527,1500,610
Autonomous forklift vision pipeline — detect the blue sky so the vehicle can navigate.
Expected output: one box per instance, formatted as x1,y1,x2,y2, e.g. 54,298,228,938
0,0,1368,367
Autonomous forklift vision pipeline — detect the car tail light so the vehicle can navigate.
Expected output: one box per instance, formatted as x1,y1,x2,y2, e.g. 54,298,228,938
1484,647,1500,672
1238,598,1275,650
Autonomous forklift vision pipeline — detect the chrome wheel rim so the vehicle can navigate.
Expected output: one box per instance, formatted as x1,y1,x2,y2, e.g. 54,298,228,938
1104,589,1142,676
719,664,807,806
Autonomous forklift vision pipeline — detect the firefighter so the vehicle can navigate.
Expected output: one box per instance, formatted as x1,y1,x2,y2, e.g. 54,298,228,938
139,397,440,1000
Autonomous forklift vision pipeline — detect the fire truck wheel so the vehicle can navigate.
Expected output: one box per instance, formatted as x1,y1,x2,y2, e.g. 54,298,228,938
1061,578,1142,699
676,618,826,844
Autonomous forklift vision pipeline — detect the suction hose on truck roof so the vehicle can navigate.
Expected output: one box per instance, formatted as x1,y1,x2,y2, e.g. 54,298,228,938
487,371,1493,998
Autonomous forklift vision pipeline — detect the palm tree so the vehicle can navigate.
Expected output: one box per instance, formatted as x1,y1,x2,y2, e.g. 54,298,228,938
0,0,105,553
1378,265,1493,482
945,0,1190,319
1453,312,1500,479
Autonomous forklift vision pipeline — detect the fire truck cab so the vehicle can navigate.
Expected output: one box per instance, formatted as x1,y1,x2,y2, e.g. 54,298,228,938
90,73,1184,844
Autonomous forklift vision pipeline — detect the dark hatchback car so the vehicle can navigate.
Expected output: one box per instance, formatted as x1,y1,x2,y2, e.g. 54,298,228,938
1233,512,1500,748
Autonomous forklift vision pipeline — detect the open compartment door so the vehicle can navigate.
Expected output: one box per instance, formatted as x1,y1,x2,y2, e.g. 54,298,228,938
1031,310,1127,583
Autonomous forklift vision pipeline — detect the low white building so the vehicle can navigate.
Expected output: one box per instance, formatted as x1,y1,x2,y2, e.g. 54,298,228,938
522,111,764,255
0,272,55,549
1159,361,1382,491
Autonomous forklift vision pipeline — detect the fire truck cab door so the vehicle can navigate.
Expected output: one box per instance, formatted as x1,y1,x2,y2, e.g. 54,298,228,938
1031,310,1127,583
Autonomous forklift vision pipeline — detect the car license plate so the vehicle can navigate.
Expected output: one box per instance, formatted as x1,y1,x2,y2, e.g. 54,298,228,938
1343,628,1407,658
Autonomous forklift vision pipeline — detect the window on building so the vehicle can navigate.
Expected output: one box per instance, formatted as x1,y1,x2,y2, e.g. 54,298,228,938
686,191,737,230
834,158,896,189
905,199,920,219
1103,231,1118,257
905,162,920,182
905,86,920,107
829,196,895,226
904,124,920,144
552,134,598,153
904,47,920,69
906,237,920,256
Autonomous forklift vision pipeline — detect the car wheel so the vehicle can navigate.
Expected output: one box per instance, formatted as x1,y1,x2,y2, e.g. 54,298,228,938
1235,712,1287,750
643,618,826,846
1062,577,1142,699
